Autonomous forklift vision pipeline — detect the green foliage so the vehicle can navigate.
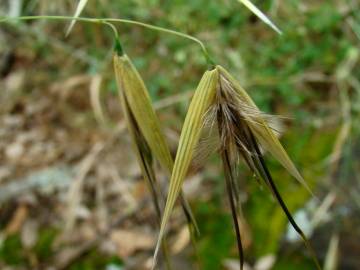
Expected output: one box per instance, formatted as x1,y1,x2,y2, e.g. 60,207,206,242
33,228,58,260
196,201,234,270
69,251,123,270
0,234,25,265
0,229,57,266
274,255,314,270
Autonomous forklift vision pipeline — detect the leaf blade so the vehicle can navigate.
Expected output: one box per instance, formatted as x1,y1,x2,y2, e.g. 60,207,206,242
66,0,89,37
235,0,282,34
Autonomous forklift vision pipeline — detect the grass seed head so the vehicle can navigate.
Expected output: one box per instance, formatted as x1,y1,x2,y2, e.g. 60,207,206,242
115,55,175,269
154,64,319,269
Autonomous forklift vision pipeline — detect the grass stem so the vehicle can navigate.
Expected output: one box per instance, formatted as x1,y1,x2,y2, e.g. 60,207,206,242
0,15,214,67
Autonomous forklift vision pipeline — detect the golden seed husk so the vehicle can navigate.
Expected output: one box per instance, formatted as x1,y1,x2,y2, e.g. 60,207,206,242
114,54,173,172
153,68,219,266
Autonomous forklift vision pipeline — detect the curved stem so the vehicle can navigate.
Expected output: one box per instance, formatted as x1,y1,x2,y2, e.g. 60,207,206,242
0,15,214,66
103,21,120,40
105,17,214,66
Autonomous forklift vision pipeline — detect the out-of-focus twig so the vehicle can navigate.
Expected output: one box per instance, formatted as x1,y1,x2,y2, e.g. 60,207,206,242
328,48,358,179
64,142,105,232
0,167,73,203
89,74,106,124
324,233,339,270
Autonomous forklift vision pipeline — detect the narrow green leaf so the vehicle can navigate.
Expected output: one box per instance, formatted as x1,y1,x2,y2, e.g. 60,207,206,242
66,0,89,36
235,0,282,34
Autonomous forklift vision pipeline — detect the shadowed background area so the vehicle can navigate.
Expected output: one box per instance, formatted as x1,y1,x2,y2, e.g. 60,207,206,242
0,0,359,269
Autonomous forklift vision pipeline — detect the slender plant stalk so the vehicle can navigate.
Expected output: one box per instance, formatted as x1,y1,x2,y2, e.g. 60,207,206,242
0,15,214,66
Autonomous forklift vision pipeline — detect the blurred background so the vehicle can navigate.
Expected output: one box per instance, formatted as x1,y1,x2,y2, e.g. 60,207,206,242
0,0,359,269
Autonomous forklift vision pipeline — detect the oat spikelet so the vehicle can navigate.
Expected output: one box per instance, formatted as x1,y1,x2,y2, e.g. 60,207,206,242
152,68,219,269
114,54,173,171
113,53,198,228
113,51,199,269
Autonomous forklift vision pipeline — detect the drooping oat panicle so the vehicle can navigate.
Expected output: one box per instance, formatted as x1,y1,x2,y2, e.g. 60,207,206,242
152,68,219,269
155,63,319,269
